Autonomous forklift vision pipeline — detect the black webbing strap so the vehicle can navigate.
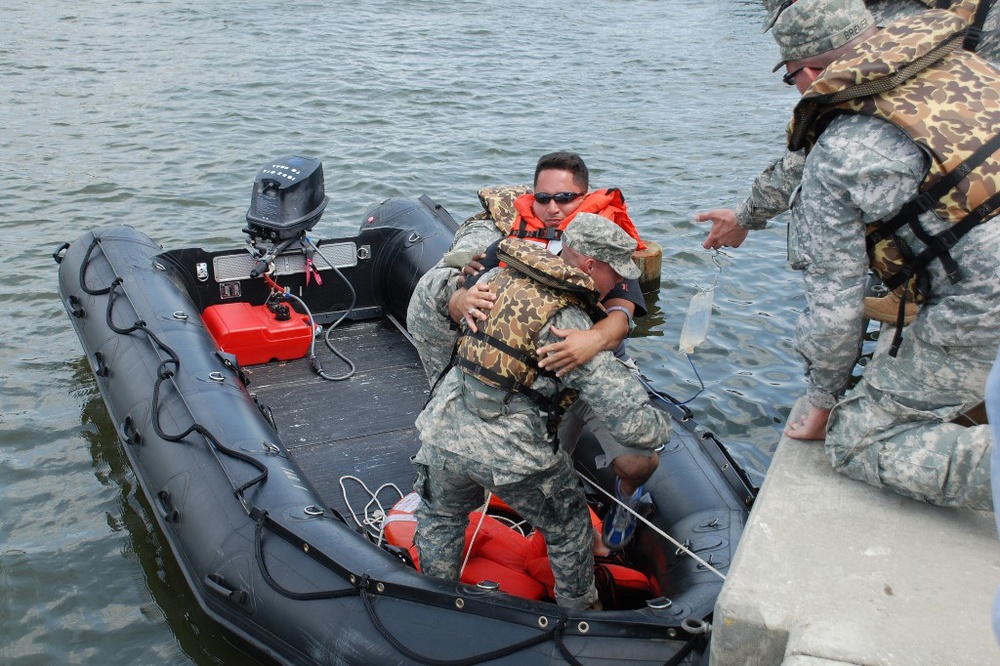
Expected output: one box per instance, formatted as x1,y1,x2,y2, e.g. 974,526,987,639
964,0,994,52
453,355,554,414
888,286,912,357
453,351,567,448
868,130,1000,248
884,187,1000,291
463,327,538,368
512,217,562,241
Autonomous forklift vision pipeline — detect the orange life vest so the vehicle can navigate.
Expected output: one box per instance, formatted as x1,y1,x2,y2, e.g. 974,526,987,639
383,492,654,604
510,188,647,251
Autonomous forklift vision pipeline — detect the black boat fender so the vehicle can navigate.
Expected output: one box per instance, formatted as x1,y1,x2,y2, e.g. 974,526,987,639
363,195,458,324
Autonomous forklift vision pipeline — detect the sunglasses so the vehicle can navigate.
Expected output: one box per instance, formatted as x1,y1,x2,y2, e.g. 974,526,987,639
782,66,806,86
534,191,585,205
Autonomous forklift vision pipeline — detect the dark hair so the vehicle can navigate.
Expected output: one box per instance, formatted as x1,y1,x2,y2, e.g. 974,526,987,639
534,151,589,191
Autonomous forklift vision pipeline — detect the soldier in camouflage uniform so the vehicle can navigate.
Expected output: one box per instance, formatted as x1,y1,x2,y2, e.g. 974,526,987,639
701,0,1000,323
741,0,1000,509
698,0,1000,254
412,214,671,610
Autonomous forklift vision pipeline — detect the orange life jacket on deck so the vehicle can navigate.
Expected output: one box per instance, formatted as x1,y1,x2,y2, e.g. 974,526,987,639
510,188,647,251
383,492,654,604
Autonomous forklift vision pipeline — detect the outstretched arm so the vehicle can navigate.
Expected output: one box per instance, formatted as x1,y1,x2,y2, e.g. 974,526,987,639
696,149,807,249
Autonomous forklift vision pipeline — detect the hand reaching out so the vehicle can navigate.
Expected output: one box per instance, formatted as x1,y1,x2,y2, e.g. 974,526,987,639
694,209,749,250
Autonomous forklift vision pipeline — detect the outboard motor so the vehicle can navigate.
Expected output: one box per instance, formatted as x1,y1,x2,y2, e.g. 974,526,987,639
244,155,329,243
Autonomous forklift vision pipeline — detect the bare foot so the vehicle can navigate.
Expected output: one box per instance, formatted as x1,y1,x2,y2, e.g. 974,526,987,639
784,406,831,441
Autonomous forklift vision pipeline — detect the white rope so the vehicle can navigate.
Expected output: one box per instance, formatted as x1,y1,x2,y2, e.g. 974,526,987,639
459,491,492,578
582,473,727,581
338,475,404,546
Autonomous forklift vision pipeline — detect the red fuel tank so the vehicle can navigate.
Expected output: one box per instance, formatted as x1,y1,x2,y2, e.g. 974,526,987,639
202,302,313,366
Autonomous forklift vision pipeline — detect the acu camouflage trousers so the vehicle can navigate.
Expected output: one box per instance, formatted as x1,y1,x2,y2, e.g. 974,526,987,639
826,327,994,510
412,445,598,610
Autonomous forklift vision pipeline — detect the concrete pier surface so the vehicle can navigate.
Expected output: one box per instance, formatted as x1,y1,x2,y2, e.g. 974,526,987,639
712,399,999,665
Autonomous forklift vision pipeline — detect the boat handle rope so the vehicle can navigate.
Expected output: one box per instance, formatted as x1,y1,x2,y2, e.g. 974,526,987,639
78,235,271,507
255,506,707,665
253,509,595,665
360,583,583,666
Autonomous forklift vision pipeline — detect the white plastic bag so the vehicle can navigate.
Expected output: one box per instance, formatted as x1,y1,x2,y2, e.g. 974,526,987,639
678,288,714,354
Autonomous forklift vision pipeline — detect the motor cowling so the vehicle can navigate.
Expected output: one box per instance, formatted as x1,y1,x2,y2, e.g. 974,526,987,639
245,155,329,242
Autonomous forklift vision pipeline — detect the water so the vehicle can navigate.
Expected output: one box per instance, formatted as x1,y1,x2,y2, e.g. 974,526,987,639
2,1,804,662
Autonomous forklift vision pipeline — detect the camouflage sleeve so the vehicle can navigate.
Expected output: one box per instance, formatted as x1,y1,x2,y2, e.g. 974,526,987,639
406,214,504,382
546,308,672,449
412,215,504,318
735,149,806,230
789,115,926,409
450,213,505,255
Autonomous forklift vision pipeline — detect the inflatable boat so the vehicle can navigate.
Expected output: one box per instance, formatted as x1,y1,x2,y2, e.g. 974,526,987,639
54,156,756,665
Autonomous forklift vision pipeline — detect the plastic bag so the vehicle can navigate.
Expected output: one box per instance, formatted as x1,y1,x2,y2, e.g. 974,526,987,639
678,288,714,354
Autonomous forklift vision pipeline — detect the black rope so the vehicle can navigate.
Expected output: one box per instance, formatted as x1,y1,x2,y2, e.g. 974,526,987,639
552,622,586,666
252,513,359,601
80,237,114,296
254,507,621,666
360,586,569,666
662,633,705,666
86,250,270,500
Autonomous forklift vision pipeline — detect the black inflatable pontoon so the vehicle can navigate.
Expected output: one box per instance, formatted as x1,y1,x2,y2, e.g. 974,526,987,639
55,157,756,665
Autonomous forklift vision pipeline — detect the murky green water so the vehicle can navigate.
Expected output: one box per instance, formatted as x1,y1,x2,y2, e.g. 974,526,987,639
2,1,804,662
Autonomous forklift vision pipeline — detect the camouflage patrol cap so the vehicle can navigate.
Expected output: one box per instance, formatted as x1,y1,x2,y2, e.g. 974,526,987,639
764,0,874,71
562,213,640,280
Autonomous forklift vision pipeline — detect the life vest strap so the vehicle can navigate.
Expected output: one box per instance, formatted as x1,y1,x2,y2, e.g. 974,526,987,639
869,129,1000,248
883,186,1000,292
463,327,539,370
512,219,561,241
453,355,568,447
453,356,553,411
964,0,994,52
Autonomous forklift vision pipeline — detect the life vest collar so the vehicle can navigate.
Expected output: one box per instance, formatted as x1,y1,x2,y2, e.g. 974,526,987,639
510,188,647,251
789,9,967,152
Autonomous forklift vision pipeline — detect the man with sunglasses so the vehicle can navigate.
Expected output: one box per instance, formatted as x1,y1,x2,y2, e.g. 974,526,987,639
730,0,999,509
407,151,658,550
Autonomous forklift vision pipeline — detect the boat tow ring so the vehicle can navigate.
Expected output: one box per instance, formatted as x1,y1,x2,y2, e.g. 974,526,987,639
681,617,711,636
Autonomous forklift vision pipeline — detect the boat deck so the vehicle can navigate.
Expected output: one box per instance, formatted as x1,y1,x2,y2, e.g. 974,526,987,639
245,316,430,521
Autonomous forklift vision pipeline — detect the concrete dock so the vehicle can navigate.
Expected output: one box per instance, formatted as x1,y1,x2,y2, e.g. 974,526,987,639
712,399,1000,665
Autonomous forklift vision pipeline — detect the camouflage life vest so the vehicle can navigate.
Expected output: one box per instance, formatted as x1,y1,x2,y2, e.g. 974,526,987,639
787,9,1000,307
472,184,533,235
454,238,605,427
912,0,992,52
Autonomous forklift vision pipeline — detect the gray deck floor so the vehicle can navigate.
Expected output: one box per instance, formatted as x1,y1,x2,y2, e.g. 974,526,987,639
244,318,431,521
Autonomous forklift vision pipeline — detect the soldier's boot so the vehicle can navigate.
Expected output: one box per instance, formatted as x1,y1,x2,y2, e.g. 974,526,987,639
863,289,919,325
